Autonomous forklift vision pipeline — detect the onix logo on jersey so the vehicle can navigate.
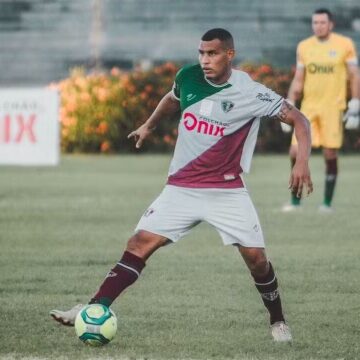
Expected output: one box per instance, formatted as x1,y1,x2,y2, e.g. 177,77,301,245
183,112,225,136
307,63,334,74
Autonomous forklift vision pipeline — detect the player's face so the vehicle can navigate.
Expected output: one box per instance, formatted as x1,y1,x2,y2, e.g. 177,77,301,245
312,14,333,40
198,39,235,84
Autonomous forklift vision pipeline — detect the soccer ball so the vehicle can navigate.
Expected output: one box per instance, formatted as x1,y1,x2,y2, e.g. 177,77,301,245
74,304,117,346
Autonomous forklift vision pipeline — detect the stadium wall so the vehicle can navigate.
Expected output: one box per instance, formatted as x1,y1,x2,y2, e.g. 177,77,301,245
1,0,360,85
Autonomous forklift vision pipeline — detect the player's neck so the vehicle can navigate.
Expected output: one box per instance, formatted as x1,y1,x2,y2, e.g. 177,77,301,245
316,32,332,42
206,69,232,86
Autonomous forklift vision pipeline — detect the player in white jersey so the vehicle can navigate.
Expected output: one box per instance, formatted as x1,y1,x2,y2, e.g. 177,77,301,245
50,29,313,343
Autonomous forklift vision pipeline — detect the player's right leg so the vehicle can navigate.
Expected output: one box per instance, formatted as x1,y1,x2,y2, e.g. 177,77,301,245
50,231,167,326
50,185,200,326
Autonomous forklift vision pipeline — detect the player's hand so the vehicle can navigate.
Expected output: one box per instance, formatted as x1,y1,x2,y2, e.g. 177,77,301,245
289,160,313,198
343,98,360,130
128,123,154,148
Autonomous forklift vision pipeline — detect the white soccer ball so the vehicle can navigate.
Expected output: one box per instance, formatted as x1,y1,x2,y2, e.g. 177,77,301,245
74,304,117,346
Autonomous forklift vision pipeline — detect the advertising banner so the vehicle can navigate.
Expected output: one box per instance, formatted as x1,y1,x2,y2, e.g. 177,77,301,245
0,88,59,165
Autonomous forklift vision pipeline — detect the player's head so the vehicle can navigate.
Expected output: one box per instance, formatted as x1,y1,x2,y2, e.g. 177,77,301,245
199,28,235,84
312,8,334,40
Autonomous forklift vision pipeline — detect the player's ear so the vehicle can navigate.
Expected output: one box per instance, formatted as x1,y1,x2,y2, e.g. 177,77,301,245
329,21,334,31
227,49,235,61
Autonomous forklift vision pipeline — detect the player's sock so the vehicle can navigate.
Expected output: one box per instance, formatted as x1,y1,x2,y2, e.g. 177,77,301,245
290,158,300,205
89,251,145,307
252,262,285,325
291,192,300,206
324,158,337,206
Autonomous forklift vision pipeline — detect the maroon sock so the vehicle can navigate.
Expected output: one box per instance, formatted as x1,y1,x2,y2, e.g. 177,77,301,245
89,251,145,307
252,262,285,325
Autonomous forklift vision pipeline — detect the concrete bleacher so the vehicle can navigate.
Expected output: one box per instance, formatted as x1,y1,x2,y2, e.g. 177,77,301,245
1,0,359,85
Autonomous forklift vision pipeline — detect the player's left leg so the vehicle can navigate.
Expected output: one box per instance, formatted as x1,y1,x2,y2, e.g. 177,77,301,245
321,148,338,211
206,188,291,341
237,247,285,322
238,247,291,342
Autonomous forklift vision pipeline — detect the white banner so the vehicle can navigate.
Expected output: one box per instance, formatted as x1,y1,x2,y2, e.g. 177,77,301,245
0,88,59,165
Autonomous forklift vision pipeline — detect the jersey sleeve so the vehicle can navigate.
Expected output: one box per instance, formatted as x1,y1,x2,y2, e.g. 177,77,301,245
172,68,185,101
247,81,284,118
345,39,358,65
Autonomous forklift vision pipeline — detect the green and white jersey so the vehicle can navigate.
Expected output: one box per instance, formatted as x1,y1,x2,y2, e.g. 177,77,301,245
168,64,283,189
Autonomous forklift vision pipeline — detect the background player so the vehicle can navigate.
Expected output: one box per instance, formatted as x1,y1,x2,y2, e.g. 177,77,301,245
50,28,313,342
281,8,360,212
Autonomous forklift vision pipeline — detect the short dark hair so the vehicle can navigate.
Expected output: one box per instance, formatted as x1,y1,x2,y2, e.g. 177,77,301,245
201,28,234,49
313,8,334,22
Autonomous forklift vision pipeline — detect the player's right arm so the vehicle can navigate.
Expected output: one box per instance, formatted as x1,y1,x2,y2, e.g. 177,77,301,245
128,91,180,148
287,67,305,104
287,44,305,104
281,44,305,133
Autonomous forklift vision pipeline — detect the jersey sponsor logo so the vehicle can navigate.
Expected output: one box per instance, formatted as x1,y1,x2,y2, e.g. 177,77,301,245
183,112,225,137
256,93,275,102
221,100,234,113
307,63,334,74
186,93,196,101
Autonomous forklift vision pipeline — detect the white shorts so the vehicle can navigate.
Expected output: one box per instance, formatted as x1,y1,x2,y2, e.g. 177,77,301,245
135,185,265,248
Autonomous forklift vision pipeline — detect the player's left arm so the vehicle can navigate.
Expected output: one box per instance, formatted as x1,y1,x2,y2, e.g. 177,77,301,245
274,101,313,197
343,38,360,129
344,64,360,129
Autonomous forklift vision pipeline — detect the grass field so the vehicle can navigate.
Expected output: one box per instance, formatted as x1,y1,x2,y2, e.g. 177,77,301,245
1,154,360,360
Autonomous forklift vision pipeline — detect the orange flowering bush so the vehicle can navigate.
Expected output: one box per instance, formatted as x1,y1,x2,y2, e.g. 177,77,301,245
56,63,178,153
239,62,294,98
55,62,300,153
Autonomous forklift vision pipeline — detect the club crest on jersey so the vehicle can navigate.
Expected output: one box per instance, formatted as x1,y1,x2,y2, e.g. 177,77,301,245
329,50,337,57
221,100,234,113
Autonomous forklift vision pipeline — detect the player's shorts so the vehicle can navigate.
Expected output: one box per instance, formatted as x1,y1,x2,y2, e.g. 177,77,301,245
291,106,344,149
135,185,265,248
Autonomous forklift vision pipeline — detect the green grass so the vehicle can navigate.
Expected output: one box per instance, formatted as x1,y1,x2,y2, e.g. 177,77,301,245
1,154,360,360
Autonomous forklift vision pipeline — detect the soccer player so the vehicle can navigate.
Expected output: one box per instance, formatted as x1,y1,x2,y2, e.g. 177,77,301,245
281,8,360,213
50,28,313,342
